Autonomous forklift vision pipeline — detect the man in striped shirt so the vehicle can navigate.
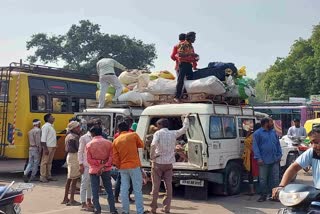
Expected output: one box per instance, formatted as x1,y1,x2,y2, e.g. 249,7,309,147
149,114,190,214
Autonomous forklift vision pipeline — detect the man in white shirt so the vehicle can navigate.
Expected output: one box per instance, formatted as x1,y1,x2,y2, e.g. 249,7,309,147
40,113,57,183
149,114,190,214
287,118,307,138
96,57,127,108
78,120,94,211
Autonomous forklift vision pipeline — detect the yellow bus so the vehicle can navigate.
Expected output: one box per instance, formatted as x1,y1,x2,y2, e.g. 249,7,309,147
0,63,98,171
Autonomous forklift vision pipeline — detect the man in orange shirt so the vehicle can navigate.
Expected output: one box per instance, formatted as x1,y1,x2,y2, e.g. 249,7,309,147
113,122,149,214
174,31,199,103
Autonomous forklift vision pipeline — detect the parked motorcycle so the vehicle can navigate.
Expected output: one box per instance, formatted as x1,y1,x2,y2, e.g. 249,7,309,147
0,181,34,214
277,184,320,214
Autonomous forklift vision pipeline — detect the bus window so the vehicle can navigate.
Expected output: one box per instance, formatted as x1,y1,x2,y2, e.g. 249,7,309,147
86,99,96,108
72,98,85,112
31,95,46,111
52,97,69,113
0,80,8,101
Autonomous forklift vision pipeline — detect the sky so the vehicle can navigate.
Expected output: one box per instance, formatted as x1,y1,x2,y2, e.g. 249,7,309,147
1,0,320,78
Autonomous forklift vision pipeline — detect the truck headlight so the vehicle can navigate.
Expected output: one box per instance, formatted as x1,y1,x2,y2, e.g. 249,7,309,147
279,191,309,206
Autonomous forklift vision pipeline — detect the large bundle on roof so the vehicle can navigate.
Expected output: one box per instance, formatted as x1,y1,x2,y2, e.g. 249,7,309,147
192,62,238,81
184,76,226,95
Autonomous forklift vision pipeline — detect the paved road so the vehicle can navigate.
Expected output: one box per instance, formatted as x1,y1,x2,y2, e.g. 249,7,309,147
0,170,313,214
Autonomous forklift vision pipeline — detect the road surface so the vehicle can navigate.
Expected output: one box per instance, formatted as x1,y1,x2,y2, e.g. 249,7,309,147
0,170,313,214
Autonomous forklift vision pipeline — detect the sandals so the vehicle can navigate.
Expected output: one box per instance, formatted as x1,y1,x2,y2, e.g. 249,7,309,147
66,200,81,206
61,199,69,204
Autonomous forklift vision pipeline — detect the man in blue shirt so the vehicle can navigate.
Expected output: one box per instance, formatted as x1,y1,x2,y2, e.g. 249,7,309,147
272,128,320,199
253,118,282,202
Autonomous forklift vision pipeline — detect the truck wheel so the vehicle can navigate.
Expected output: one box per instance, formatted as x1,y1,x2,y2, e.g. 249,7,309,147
225,162,242,195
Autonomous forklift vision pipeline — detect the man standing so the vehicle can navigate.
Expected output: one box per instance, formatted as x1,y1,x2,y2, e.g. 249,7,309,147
40,113,57,183
272,128,320,199
149,114,190,214
287,118,307,137
174,32,199,103
61,121,82,206
96,57,127,108
113,117,134,203
78,120,94,211
113,122,148,214
86,126,117,214
23,119,41,183
253,118,282,202
170,33,186,73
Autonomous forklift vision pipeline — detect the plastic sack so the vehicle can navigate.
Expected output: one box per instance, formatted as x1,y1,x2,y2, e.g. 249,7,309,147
146,78,177,95
140,92,155,107
137,74,150,91
96,91,114,104
118,91,143,106
149,72,160,80
118,70,142,85
159,71,175,80
184,76,226,95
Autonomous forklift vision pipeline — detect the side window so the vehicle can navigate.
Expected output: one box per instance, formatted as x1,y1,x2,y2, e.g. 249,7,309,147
31,95,46,112
52,97,69,113
222,117,237,138
0,81,9,101
238,118,255,138
209,116,223,139
72,98,85,112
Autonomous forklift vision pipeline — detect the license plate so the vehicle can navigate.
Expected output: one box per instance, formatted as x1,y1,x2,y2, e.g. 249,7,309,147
180,179,204,187
14,204,21,214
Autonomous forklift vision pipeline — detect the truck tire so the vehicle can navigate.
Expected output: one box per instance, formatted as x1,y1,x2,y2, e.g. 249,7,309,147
225,162,242,195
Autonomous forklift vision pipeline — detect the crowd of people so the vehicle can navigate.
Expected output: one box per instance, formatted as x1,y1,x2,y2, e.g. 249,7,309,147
22,112,191,214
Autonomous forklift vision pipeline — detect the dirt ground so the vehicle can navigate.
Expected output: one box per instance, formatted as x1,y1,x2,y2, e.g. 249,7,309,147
0,170,313,214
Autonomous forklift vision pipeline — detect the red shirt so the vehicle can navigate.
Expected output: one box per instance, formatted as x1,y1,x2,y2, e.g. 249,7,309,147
172,40,198,71
86,136,113,174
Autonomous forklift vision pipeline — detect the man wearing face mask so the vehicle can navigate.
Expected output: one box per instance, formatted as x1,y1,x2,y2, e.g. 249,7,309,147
272,128,320,199
253,117,282,202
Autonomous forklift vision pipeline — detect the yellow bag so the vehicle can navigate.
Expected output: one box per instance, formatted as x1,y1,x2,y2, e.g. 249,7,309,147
159,71,175,80
149,72,160,80
238,66,247,77
96,90,114,104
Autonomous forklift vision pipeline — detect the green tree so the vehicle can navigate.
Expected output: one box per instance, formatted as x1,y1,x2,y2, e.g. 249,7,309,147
256,23,320,101
26,20,157,75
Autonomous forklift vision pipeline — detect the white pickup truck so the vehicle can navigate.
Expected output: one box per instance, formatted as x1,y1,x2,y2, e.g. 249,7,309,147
136,102,299,200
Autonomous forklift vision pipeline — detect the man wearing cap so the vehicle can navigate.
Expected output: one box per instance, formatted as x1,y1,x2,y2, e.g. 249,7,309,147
23,119,41,182
287,118,307,138
61,121,82,206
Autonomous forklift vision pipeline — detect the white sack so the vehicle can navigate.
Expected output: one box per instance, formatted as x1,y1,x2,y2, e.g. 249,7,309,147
184,76,226,95
146,78,176,95
118,91,143,106
140,92,155,107
118,70,142,85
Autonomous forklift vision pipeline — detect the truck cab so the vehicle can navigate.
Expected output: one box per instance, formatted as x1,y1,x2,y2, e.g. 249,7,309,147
136,101,298,200
75,105,144,140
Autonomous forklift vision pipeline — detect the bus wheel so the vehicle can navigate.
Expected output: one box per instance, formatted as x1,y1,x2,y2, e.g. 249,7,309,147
225,162,242,195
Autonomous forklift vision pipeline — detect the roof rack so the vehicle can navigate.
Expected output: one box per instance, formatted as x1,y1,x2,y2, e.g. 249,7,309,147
0,62,99,82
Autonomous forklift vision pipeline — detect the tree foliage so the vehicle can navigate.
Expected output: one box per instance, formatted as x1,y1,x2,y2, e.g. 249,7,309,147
26,20,157,74
255,23,320,101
